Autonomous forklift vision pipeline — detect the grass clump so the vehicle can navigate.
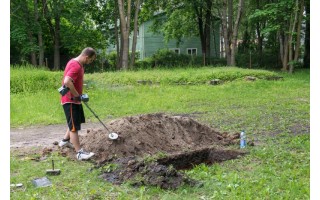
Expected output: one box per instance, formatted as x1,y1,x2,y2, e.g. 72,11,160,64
10,65,62,94
86,67,279,86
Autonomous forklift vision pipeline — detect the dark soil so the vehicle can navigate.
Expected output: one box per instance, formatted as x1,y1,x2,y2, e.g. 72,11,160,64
57,113,249,189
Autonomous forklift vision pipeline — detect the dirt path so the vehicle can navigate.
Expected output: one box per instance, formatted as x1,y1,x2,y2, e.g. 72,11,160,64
10,122,100,149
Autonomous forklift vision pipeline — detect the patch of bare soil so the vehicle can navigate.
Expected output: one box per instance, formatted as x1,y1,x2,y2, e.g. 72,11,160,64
57,113,248,189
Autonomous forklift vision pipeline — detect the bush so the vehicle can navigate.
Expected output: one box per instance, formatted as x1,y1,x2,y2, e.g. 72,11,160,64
152,49,191,67
135,49,226,69
134,57,154,70
236,50,281,69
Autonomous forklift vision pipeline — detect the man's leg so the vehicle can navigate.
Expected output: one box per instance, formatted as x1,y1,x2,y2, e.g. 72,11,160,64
62,128,70,140
59,128,74,148
70,130,81,152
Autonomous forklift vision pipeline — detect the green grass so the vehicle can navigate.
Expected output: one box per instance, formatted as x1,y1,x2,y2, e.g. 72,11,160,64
10,67,310,199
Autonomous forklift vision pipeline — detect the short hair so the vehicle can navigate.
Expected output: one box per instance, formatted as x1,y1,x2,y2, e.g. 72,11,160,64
81,47,96,58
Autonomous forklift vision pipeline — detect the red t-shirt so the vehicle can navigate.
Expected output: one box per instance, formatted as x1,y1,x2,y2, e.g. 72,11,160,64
61,59,84,105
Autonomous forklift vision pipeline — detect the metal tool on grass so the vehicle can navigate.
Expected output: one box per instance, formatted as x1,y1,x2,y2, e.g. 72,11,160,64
83,101,119,140
46,160,61,175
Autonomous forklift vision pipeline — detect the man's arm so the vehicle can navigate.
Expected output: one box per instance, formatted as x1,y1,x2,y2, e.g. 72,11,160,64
63,76,80,97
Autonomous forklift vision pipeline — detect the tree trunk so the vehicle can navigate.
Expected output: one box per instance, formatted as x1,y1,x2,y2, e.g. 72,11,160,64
303,0,309,68
42,0,61,70
280,31,289,71
255,0,263,63
34,0,44,66
221,0,231,65
288,0,298,73
21,0,37,65
114,0,121,70
28,31,37,65
204,0,212,65
291,0,304,73
118,0,131,70
193,2,206,65
129,0,141,68
230,0,244,66
53,15,61,70
256,22,263,64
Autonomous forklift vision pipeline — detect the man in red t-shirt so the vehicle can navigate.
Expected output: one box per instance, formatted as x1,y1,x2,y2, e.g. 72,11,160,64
59,47,96,160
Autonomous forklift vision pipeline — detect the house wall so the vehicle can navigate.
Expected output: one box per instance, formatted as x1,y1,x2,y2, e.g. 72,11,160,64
135,19,221,59
106,16,221,60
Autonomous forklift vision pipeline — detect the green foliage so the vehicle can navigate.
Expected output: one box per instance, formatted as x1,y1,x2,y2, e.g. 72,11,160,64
134,57,154,70
236,50,281,69
250,1,295,32
10,0,108,67
152,49,192,67
134,49,226,69
86,51,141,73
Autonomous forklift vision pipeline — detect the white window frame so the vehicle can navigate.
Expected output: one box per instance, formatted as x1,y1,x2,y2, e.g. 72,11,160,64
169,48,180,54
187,48,197,56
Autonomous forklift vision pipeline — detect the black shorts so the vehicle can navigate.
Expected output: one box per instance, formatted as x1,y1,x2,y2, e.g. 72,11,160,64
63,103,85,132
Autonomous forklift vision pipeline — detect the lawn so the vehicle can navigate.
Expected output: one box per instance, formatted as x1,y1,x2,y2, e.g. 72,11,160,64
10,66,310,199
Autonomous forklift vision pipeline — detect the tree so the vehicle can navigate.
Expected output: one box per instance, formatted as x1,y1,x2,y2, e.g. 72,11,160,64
10,0,38,65
42,0,63,70
303,0,309,68
117,0,132,70
130,0,142,68
11,0,106,69
143,0,219,65
250,0,306,72
34,0,45,66
219,0,245,66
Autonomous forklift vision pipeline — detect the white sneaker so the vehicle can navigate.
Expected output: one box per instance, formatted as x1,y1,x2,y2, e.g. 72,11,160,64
76,149,95,160
58,140,74,149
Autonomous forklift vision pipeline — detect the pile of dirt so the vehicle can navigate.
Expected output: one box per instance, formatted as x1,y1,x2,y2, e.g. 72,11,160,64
79,113,241,163
58,113,248,189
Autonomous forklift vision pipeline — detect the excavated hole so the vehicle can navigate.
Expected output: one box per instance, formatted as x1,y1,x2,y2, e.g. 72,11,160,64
156,147,246,170
97,147,246,189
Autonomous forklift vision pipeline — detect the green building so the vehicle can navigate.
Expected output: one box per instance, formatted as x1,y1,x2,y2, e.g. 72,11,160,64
134,18,221,60
107,15,221,60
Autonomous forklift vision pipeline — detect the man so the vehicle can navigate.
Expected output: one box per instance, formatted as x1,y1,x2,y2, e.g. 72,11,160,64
58,47,96,160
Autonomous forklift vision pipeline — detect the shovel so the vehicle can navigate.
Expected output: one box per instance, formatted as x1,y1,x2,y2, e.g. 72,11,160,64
46,160,61,175
83,101,119,140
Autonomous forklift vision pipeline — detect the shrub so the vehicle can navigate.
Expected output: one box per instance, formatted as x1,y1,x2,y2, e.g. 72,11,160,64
134,57,154,70
137,49,226,69
152,49,191,67
236,50,281,69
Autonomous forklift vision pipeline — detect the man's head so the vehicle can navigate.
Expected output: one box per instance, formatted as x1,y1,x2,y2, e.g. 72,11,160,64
80,47,96,64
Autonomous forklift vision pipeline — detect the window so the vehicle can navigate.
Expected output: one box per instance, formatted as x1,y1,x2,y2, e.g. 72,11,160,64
187,48,197,56
169,48,180,54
